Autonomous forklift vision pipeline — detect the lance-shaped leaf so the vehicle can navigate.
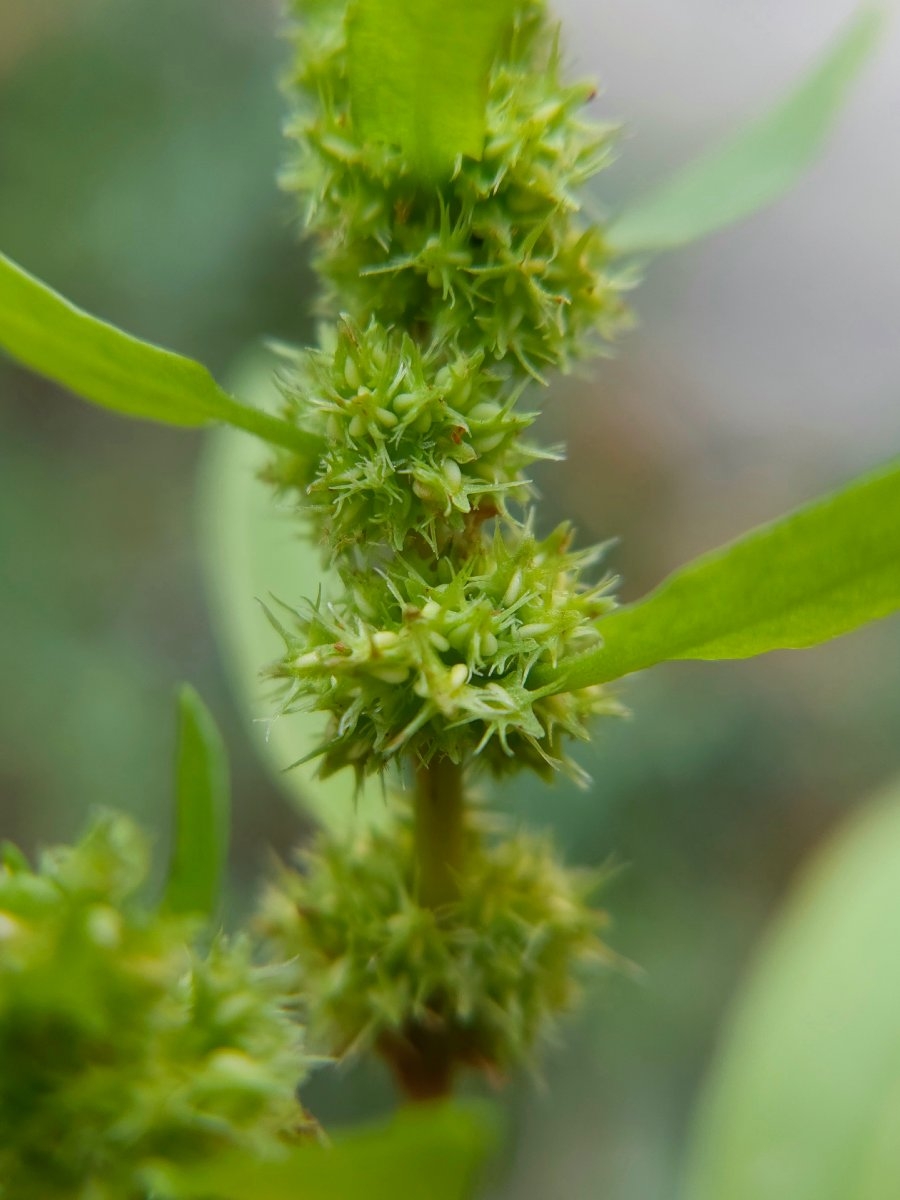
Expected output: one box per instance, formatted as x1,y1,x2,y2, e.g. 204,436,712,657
684,779,900,1200
0,252,313,452
608,7,885,255
163,685,230,919
156,1101,498,1200
347,0,519,178
532,456,900,694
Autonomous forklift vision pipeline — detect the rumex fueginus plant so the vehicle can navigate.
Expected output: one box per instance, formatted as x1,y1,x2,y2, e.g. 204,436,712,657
257,0,634,1095
1,1,898,1196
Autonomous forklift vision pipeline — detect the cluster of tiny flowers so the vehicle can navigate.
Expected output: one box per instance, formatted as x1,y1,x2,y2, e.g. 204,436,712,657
268,522,620,781
270,0,627,780
283,0,631,376
266,318,550,554
258,811,610,1094
0,816,308,1200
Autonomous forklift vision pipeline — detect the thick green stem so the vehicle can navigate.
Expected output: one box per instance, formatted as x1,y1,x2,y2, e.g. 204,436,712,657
413,757,465,909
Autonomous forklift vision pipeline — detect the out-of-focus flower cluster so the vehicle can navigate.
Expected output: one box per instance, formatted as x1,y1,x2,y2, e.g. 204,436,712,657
0,816,308,1200
259,811,611,1095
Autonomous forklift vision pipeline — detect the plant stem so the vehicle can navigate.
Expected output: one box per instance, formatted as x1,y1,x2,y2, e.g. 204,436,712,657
214,392,320,454
413,757,465,908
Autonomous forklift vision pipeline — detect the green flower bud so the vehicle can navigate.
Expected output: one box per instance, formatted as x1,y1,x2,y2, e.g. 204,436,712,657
265,2,636,796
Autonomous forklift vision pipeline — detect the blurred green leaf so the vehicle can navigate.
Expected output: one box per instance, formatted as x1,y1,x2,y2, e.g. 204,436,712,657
163,685,230,919
0,252,312,451
609,7,885,254
161,1101,497,1200
347,0,518,177
534,456,900,693
683,779,900,1200
197,355,382,834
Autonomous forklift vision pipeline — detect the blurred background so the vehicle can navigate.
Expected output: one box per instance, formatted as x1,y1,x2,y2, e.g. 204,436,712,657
1,1,898,1196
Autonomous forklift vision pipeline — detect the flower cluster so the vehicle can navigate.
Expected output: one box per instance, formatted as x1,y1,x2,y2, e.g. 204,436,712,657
283,0,632,376
269,0,628,786
259,811,611,1096
267,317,548,554
268,522,620,781
0,816,308,1200
254,0,625,1087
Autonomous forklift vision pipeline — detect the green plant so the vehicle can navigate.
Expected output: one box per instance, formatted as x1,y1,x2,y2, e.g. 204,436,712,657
1,1,897,1197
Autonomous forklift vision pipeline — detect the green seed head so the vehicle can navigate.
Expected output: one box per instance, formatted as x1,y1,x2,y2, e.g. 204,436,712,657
268,520,622,782
284,1,632,376
267,317,546,554
259,810,612,1094
269,0,632,791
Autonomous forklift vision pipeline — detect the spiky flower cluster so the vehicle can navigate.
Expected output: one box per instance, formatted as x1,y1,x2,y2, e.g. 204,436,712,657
259,812,609,1096
267,318,548,553
271,0,627,783
270,522,619,781
0,816,308,1200
257,0,625,1088
283,0,632,376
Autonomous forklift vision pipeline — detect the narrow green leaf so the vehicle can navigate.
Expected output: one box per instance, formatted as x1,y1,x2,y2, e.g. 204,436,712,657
347,0,519,177
684,779,900,1200
534,456,900,694
163,685,230,919
0,252,312,452
158,1101,498,1200
197,354,382,834
609,8,885,255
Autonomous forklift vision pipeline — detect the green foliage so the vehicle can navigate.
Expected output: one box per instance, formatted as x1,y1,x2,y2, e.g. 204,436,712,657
163,685,231,920
347,0,520,178
260,810,608,1089
0,815,308,1200
159,1102,497,1200
2,0,884,808
0,252,312,452
534,456,900,692
609,7,885,254
684,779,900,1200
